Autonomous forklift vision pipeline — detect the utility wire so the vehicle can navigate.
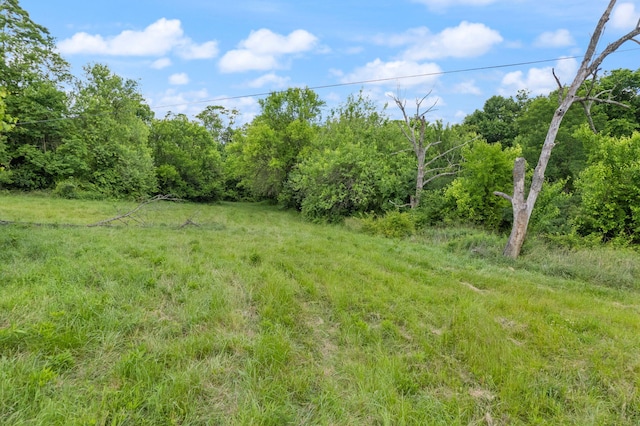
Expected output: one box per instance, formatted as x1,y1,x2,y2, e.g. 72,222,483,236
13,48,639,126
149,54,585,110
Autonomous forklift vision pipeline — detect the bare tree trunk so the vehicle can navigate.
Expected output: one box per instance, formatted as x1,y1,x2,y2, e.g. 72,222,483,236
501,158,528,258
391,93,466,209
498,0,640,258
412,152,426,208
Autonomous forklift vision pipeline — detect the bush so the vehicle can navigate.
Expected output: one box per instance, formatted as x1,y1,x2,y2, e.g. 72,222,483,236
574,130,640,243
410,189,456,228
289,144,403,222
53,179,102,200
360,211,415,238
446,140,521,230
528,178,576,236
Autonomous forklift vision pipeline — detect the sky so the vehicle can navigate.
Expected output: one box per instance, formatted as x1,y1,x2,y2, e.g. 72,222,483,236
21,0,640,125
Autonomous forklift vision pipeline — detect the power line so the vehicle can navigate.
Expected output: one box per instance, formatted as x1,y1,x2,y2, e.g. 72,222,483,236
13,48,639,126
148,55,586,110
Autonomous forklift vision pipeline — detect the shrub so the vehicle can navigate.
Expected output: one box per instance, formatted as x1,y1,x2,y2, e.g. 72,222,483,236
446,140,521,230
360,211,415,238
574,130,640,243
410,188,456,228
528,178,576,236
53,179,102,200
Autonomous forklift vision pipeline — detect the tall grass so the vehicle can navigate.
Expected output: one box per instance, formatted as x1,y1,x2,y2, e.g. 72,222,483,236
1,193,639,424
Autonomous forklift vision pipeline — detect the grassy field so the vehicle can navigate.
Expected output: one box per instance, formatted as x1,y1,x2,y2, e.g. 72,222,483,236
1,193,639,425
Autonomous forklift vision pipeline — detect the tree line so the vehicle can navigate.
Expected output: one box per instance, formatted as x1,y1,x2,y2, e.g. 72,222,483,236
2,0,640,248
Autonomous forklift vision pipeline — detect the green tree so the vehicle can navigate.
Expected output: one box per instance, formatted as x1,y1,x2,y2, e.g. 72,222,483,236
6,80,70,189
287,92,412,221
514,94,592,187
225,88,324,200
575,128,640,243
149,113,224,201
585,68,640,137
447,140,521,229
196,105,239,147
0,0,69,87
57,64,156,198
0,88,15,184
464,92,529,146
0,0,70,189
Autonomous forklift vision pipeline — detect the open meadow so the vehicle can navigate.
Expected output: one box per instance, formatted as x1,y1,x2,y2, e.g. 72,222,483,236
1,193,639,425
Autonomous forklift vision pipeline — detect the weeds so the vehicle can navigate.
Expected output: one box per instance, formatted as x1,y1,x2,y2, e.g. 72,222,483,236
1,193,639,424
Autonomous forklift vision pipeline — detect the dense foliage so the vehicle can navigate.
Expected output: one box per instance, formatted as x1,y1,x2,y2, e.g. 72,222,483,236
286,92,413,221
149,113,224,201
2,0,640,246
575,128,640,244
446,141,521,229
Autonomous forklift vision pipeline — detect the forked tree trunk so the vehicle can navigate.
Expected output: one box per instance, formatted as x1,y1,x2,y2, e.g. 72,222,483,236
501,99,573,258
498,0,640,258
502,158,528,258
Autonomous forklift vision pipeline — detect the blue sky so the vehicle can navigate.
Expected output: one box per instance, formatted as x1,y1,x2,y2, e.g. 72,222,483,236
22,0,640,124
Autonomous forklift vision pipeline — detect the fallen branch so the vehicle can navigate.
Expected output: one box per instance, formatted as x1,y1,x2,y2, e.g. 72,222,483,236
87,194,181,227
178,218,200,229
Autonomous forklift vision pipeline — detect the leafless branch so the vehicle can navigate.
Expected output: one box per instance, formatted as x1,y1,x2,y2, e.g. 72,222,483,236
587,7,640,75
422,170,459,187
580,101,599,133
493,191,513,202
179,218,200,229
576,69,631,133
87,194,181,227
423,136,478,169
415,92,437,119
552,68,565,105
552,68,563,91
575,96,630,108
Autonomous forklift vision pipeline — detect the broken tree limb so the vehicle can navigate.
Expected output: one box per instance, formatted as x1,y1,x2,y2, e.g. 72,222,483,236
87,194,181,227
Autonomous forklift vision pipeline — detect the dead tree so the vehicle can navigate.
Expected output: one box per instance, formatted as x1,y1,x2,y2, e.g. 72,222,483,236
495,0,640,258
390,92,469,208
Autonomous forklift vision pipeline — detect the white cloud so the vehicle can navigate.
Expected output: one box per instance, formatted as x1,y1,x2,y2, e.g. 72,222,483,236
341,59,442,87
149,88,211,116
452,80,482,95
177,41,219,59
219,28,318,73
377,23,502,61
454,110,468,122
151,57,172,69
57,18,219,59
499,57,578,96
246,73,290,88
533,29,575,48
148,89,259,125
219,50,278,73
371,27,431,47
198,96,260,126
169,73,189,85
329,68,344,78
611,2,640,30
242,28,317,54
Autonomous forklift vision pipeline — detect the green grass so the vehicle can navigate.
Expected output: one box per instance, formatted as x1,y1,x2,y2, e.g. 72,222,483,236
1,193,639,425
